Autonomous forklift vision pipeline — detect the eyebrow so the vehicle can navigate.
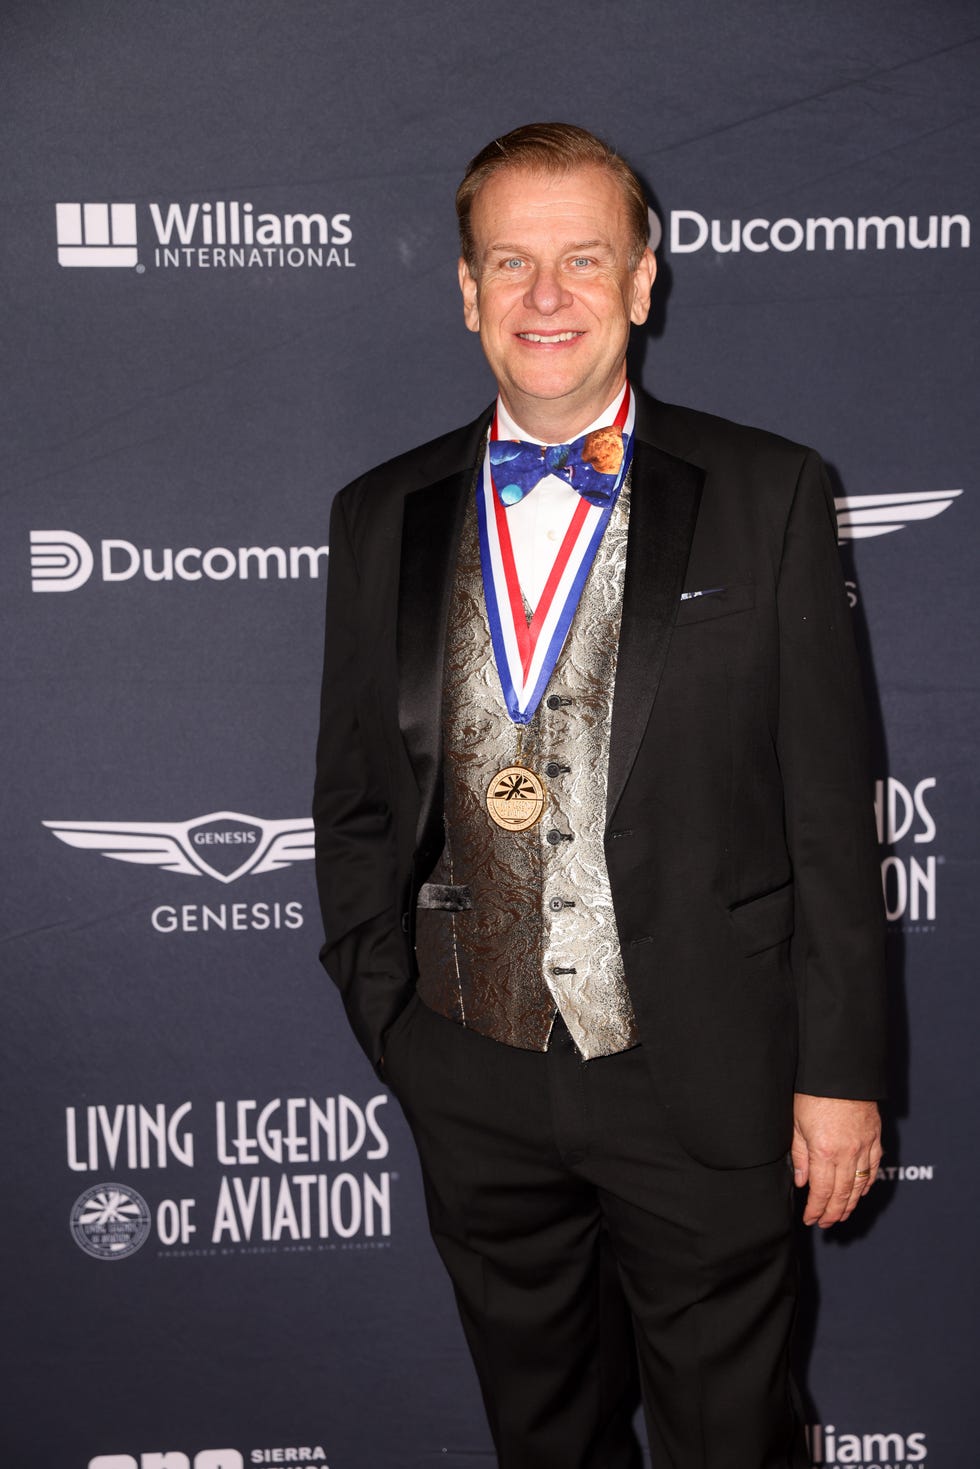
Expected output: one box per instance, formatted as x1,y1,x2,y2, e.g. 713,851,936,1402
485,238,614,257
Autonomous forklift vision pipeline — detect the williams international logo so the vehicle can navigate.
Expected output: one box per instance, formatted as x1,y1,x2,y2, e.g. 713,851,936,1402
835,489,963,541
44,811,313,933
807,1422,927,1465
44,811,313,884
56,203,139,267
55,198,355,271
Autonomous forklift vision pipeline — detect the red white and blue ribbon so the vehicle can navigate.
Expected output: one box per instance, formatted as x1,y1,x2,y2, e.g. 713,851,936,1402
477,384,635,725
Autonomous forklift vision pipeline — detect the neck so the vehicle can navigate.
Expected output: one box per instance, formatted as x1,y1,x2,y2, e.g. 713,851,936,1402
499,374,628,443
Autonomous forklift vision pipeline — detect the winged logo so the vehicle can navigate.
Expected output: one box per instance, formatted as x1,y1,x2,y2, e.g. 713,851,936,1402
43,811,315,884
835,489,962,542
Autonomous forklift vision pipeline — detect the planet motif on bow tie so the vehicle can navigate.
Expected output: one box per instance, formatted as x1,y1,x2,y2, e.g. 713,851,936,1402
488,427,627,507
491,442,525,463
581,427,624,477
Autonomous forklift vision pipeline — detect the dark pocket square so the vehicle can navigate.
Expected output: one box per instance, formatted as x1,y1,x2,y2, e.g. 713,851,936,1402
676,581,755,625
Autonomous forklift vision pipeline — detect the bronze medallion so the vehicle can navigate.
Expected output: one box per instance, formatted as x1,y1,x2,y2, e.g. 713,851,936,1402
486,764,547,832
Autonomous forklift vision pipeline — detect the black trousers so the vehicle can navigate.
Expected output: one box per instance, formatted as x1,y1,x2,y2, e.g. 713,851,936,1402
384,996,809,1469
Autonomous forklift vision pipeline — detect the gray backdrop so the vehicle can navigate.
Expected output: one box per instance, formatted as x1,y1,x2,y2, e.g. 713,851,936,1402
3,2,977,1465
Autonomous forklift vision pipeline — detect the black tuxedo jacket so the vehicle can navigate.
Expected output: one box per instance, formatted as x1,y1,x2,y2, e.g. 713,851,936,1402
314,387,886,1168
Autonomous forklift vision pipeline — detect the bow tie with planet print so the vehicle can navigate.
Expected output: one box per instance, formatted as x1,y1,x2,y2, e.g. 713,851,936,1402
488,426,626,507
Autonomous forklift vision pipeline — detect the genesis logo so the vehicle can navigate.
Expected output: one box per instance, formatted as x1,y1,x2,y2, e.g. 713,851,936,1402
835,489,962,541
44,812,314,884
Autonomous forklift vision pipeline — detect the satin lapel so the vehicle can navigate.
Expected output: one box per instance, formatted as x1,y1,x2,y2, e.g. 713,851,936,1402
397,465,473,847
606,438,704,827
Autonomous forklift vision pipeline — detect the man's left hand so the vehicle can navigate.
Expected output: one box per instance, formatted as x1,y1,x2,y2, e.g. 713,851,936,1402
791,1093,883,1228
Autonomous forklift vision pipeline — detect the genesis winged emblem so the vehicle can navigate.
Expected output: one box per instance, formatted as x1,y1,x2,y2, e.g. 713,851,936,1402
835,489,962,542
43,811,315,884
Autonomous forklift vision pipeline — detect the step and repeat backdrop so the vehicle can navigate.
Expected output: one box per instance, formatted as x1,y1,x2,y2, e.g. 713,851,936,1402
3,2,977,1466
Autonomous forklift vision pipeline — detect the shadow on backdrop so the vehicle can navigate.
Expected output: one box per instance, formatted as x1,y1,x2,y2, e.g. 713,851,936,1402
792,460,908,1428
627,177,672,386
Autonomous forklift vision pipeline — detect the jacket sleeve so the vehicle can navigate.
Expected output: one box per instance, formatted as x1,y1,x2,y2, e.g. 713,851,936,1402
313,487,415,1073
775,449,888,1100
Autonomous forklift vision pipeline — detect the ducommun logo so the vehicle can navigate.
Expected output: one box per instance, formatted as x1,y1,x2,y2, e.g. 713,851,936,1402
30,530,327,591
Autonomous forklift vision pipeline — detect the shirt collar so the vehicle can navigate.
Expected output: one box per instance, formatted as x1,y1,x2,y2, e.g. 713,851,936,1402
494,385,628,446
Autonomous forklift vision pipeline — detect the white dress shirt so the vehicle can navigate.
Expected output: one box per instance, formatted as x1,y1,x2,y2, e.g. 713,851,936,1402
493,389,626,610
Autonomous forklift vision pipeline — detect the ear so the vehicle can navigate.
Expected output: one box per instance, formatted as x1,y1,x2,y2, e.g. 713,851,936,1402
458,256,481,334
629,247,657,327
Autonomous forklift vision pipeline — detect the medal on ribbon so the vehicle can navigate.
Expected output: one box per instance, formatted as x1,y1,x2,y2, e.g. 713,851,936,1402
485,764,547,832
477,385,635,830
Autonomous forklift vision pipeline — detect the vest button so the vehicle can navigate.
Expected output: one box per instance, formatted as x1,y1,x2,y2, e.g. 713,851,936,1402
549,897,564,911
546,828,571,845
546,694,562,710
545,762,562,779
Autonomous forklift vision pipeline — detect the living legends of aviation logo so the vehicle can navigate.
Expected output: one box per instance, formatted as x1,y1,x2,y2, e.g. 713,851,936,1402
44,811,314,934
875,777,940,932
65,1089,395,1262
70,1182,152,1260
55,198,355,271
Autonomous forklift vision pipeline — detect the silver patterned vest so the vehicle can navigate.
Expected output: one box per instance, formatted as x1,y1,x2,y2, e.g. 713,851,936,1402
414,472,638,1058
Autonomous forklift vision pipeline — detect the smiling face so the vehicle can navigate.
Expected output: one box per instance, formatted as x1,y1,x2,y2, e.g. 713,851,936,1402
458,164,656,441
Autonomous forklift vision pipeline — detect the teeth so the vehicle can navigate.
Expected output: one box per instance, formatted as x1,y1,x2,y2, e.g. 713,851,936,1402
520,331,579,343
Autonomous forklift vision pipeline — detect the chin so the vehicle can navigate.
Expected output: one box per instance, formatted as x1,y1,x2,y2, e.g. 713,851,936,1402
509,371,587,402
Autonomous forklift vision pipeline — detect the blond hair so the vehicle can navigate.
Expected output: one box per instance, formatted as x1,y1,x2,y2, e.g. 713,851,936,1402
456,122,649,271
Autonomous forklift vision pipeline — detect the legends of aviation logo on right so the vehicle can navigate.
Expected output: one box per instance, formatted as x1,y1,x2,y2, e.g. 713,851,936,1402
835,489,962,541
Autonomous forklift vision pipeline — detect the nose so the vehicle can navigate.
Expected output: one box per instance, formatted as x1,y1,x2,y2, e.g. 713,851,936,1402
524,263,570,316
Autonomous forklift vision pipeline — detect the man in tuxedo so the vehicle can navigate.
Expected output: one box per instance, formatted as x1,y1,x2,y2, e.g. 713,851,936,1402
314,123,886,1468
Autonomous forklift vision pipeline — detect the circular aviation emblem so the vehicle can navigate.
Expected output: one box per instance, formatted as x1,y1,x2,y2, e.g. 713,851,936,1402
486,765,547,832
70,1183,152,1260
